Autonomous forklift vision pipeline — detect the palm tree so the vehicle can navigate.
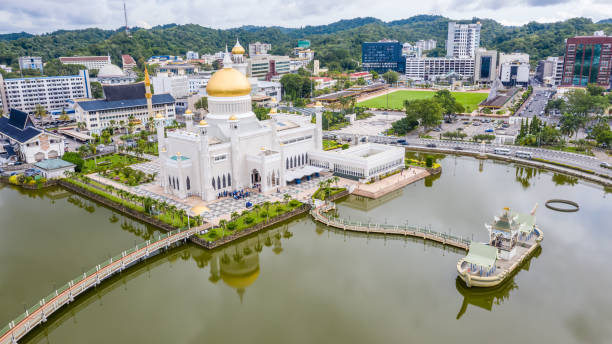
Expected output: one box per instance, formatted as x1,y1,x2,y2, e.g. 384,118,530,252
219,219,228,232
283,193,291,204
331,176,340,188
230,211,239,221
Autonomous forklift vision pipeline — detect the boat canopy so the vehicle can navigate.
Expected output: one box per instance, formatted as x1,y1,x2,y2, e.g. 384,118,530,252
465,242,498,269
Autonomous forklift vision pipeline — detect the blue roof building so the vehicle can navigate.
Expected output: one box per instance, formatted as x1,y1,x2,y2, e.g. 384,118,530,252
362,41,406,74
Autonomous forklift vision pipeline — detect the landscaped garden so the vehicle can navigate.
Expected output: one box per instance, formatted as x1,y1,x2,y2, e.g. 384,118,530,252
100,167,156,186
81,154,147,174
358,90,488,113
323,139,343,151
197,199,304,242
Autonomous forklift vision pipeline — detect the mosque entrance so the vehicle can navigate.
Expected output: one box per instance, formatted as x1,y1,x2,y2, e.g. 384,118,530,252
251,169,261,186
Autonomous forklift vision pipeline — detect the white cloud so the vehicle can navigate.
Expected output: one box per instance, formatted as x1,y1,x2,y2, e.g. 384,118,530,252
0,0,610,34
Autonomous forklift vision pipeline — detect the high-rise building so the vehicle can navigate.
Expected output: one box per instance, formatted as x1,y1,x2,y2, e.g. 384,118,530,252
247,55,290,80
152,75,189,98
474,48,497,85
405,57,474,81
416,39,437,52
561,35,612,88
362,41,406,74
446,22,481,58
498,53,530,87
59,56,111,70
18,56,43,73
248,42,272,56
536,56,564,86
0,70,91,113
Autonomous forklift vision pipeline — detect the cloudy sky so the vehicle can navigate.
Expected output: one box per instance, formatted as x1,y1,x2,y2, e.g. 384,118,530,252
0,0,611,34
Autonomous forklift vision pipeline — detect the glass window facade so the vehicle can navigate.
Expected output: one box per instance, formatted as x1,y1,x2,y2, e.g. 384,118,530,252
480,56,491,79
362,42,406,74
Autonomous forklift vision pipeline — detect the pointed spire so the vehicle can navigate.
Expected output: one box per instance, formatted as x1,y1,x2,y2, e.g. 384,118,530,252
222,50,233,69
144,66,150,86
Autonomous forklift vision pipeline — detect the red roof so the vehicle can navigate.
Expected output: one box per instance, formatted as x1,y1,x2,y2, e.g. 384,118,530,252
350,72,370,77
122,54,136,65
59,56,110,62
310,77,333,82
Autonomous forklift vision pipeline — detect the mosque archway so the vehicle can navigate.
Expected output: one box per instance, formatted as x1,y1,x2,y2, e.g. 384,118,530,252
251,169,261,186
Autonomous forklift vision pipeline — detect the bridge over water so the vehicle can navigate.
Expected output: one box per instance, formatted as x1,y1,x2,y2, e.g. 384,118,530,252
310,203,471,250
0,225,207,344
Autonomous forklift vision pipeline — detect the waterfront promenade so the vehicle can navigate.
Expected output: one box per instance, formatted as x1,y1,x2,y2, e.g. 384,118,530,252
310,203,470,250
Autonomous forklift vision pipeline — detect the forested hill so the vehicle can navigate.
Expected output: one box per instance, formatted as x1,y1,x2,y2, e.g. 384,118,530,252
1,16,611,72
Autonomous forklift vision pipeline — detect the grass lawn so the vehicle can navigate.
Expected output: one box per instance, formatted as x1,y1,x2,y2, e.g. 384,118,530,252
197,200,303,242
323,139,342,151
312,187,346,200
358,90,488,113
83,154,147,174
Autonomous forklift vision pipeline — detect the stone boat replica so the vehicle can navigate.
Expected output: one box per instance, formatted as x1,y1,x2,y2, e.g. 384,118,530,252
457,205,543,288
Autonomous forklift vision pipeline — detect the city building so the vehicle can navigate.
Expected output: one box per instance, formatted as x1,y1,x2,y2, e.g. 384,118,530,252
59,56,111,70
0,70,91,114
157,63,198,76
561,35,612,88
247,55,290,80
474,48,497,85
446,22,481,58
34,159,75,179
74,75,175,134
310,77,337,90
402,43,422,58
155,52,323,200
97,64,136,85
289,58,310,73
249,42,272,56
349,72,372,83
152,74,189,98
0,108,66,163
362,41,406,74
188,72,213,94
147,55,183,64
405,57,474,81
294,48,315,61
416,39,437,52
121,54,137,73
499,53,530,87
18,56,43,73
252,80,282,100
186,51,200,60
0,65,12,73
536,56,564,86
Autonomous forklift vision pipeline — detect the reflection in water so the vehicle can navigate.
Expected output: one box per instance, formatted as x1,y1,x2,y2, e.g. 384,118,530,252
340,190,403,211
424,172,441,187
552,173,579,186
455,246,542,319
405,151,447,162
515,166,542,189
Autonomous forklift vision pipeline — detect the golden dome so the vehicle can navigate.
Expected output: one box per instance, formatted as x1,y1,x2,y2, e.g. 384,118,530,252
229,115,238,121
185,109,193,115
221,268,260,289
270,97,277,102
270,108,277,114
232,39,245,55
155,112,164,119
199,120,208,126
176,151,181,156
206,68,251,97
315,101,323,107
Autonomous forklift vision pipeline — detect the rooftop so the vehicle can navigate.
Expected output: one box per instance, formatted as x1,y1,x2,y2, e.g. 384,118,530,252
34,159,75,170
59,56,110,62
77,94,175,112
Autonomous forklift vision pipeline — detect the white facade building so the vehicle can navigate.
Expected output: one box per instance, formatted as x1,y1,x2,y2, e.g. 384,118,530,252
186,51,200,60
416,39,437,52
59,56,111,70
249,42,272,56
446,22,481,58
247,55,291,80
97,64,136,85
0,70,91,113
310,77,337,90
152,75,189,98
189,73,212,94
499,53,530,86
18,56,43,73
405,57,474,81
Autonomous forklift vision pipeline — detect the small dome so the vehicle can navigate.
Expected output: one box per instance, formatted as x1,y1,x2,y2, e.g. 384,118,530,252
229,115,238,121
98,64,124,77
315,101,323,107
176,151,181,156
232,40,245,55
185,109,193,115
270,108,277,114
270,97,277,102
206,67,251,97
155,113,164,119
199,120,208,126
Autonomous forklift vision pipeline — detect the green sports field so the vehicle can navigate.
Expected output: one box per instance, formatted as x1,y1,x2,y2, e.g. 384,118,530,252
357,90,488,113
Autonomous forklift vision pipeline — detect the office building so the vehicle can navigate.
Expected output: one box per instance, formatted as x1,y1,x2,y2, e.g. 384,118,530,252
249,42,272,56
499,53,530,87
74,80,175,134
18,56,43,73
97,64,136,85
309,77,337,90
0,70,91,114
349,72,373,83
147,55,183,64
247,55,290,80
253,81,282,100
474,48,497,85
536,56,564,86
561,35,612,88
446,22,481,58
416,40,437,52
121,54,137,73
405,57,474,81
157,63,198,76
188,72,213,94
186,51,200,60
362,41,406,74
59,56,111,70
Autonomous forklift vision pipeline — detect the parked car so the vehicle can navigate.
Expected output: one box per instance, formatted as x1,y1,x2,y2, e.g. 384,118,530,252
454,146,463,150
485,129,494,133
426,143,437,148
600,162,611,169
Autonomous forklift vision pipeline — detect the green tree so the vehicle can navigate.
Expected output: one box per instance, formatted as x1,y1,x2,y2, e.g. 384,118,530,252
559,113,582,139
194,97,208,111
590,121,612,146
404,99,443,132
90,81,103,99
370,71,379,80
433,89,464,117
382,70,398,84
62,152,84,172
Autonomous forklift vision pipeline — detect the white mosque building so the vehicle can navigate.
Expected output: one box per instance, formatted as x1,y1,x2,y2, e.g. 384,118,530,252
153,41,323,201
151,40,405,202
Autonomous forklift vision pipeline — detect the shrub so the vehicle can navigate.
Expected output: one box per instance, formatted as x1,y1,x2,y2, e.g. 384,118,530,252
425,156,434,168
8,174,20,185
259,211,268,218
341,144,349,150
227,222,237,230
244,216,254,224
62,152,84,172
289,200,300,207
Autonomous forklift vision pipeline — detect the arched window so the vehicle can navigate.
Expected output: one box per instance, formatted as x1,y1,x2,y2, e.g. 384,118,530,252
217,176,221,189
169,176,172,187
227,173,231,187
186,177,191,190
286,158,289,169
222,175,226,188
212,178,216,189
176,178,180,190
